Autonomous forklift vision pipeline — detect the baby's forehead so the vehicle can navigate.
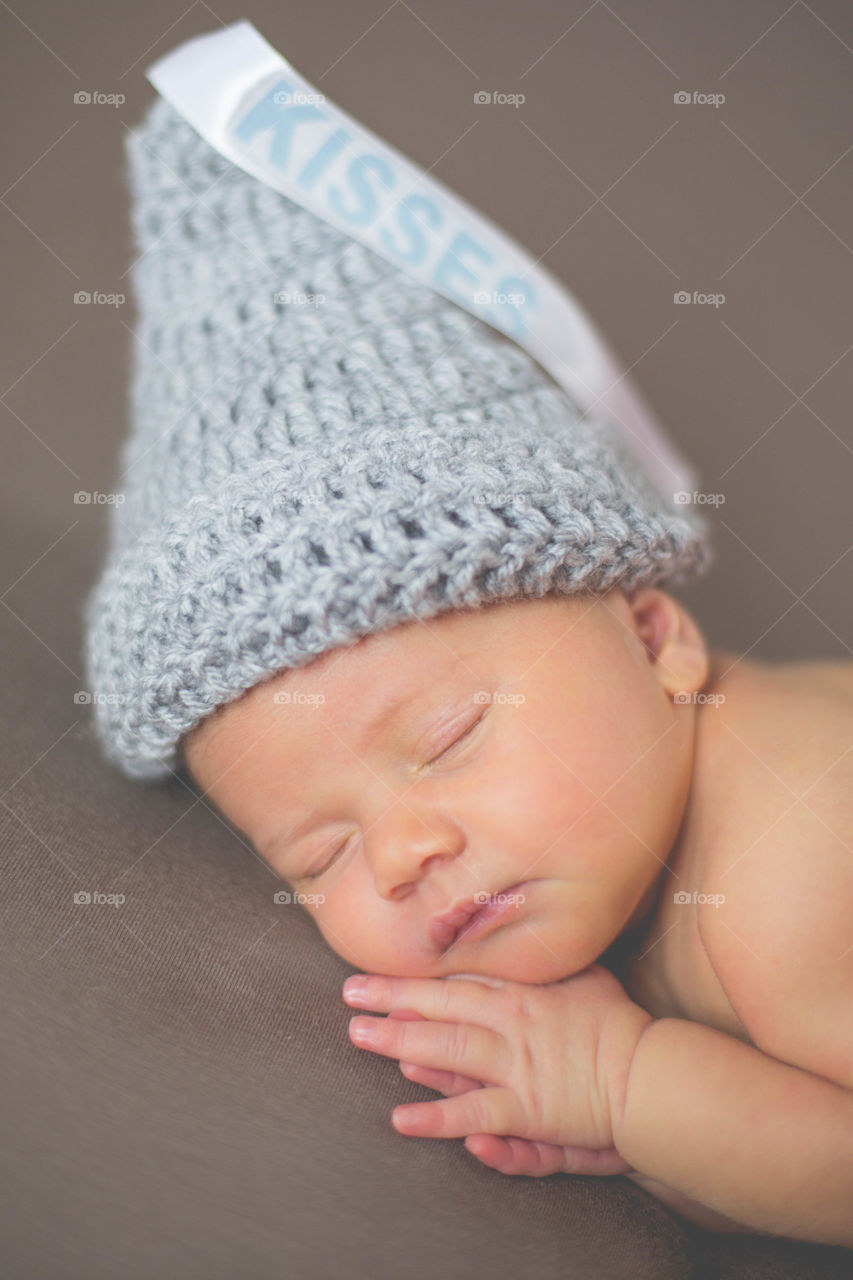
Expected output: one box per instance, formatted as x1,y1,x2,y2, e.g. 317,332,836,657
279,599,537,688
193,592,600,762
272,594,601,697
349,594,592,660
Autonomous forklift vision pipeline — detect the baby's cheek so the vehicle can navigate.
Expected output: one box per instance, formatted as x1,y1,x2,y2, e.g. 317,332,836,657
314,909,371,969
311,895,410,972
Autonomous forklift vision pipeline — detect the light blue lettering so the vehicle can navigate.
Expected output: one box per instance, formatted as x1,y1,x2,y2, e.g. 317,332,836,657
297,127,351,191
378,194,441,267
492,274,536,341
232,78,328,174
328,154,394,227
433,231,495,309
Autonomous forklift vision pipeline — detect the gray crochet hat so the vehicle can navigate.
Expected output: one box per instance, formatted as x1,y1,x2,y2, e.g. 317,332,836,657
82,95,713,783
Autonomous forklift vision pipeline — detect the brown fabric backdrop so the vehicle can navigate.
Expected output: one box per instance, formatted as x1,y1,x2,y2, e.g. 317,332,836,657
2,2,851,1276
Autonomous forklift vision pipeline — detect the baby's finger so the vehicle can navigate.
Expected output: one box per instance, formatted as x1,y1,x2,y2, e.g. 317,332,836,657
399,1060,484,1095
464,1135,570,1177
349,1013,503,1084
392,1084,518,1139
465,1135,632,1178
554,1146,633,1176
343,973,509,1029
389,1013,485,1094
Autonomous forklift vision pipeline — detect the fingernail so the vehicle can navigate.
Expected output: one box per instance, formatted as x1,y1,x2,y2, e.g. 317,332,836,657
349,1016,376,1043
343,976,368,1003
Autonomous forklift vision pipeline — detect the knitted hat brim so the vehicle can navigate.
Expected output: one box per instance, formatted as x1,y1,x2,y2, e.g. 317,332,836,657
83,403,711,782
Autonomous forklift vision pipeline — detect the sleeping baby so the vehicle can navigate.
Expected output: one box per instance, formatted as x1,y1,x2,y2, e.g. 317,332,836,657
179,586,853,1244
83,95,853,1247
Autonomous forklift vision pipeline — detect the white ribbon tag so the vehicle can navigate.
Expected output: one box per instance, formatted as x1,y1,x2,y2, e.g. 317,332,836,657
146,19,697,497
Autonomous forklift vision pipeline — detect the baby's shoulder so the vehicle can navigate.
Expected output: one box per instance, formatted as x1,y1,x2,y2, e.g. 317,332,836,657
707,649,853,796
777,654,853,702
697,653,853,1082
757,653,853,732
615,651,853,1068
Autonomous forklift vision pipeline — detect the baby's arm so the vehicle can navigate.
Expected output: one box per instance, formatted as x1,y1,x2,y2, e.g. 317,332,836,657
622,1171,761,1234
613,1018,853,1246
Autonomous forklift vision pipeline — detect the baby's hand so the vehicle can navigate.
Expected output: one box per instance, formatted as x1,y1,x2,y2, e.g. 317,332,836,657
394,1016,634,1178
342,963,654,1156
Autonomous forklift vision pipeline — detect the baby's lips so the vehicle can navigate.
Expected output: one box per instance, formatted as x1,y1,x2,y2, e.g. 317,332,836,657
429,917,460,951
428,900,485,950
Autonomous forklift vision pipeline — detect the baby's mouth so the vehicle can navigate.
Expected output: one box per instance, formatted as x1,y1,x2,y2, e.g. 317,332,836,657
430,882,530,952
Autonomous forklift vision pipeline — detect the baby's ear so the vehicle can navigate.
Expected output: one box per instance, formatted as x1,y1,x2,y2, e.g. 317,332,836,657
624,587,709,698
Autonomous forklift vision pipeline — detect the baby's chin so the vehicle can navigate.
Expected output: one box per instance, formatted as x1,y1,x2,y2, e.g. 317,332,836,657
438,927,605,985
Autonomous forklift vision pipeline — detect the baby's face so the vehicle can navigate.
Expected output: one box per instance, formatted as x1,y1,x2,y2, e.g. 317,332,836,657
184,587,708,983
